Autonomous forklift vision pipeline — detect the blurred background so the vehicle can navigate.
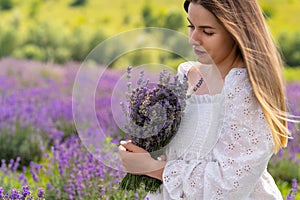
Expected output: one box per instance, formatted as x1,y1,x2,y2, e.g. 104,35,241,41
0,0,299,199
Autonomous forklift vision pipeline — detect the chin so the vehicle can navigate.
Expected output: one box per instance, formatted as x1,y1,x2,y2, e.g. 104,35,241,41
196,57,214,65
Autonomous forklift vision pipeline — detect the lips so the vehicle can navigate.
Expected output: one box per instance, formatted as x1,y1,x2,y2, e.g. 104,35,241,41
193,47,207,55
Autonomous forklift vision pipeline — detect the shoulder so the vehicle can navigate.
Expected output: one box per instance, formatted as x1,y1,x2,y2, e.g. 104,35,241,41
222,68,261,109
177,61,199,78
177,61,212,95
223,68,251,95
224,68,249,86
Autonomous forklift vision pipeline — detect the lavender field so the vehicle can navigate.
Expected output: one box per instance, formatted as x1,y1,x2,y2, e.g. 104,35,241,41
0,57,299,199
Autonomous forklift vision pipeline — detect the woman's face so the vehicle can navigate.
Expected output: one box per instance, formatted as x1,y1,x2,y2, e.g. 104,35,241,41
187,3,237,67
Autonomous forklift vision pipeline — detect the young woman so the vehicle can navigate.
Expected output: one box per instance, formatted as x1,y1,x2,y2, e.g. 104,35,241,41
119,0,289,199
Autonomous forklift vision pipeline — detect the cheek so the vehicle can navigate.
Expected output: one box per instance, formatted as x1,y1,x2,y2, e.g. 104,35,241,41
207,37,235,59
202,39,221,57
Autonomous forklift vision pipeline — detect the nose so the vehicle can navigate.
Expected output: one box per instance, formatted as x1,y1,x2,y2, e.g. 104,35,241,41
189,29,202,46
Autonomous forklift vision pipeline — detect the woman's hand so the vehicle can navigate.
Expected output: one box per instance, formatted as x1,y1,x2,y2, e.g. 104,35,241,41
118,140,166,181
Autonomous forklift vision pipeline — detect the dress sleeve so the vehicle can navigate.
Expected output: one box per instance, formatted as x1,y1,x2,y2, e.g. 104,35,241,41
162,69,275,199
176,61,198,82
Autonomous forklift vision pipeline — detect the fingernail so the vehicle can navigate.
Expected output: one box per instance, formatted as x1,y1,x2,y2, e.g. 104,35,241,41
157,156,162,161
120,140,126,145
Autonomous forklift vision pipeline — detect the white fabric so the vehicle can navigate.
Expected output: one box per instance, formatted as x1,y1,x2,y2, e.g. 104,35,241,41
146,62,283,200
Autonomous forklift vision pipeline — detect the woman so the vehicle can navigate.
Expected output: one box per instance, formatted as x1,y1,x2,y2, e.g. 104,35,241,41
119,0,289,199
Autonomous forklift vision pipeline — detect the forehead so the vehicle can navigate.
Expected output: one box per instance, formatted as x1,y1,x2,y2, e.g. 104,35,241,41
187,2,220,27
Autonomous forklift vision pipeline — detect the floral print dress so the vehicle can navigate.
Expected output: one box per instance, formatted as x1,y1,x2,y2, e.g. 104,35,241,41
146,62,283,200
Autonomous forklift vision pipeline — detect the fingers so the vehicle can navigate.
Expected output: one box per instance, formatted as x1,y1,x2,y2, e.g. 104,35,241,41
118,144,127,152
119,140,147,153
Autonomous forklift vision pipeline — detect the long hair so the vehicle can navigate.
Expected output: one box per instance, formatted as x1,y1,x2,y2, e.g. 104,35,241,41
184,0,289,153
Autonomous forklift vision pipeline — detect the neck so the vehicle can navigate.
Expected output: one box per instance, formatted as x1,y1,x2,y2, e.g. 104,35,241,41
217,47,244,79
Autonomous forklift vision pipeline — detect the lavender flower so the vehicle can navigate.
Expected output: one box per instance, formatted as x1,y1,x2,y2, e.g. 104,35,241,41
0,187,4,198
37,188,44,198
119,67,191,192
22,185,31,198
286,178,298,200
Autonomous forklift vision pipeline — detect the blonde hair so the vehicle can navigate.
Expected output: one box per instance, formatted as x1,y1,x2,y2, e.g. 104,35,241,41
184,0,289,153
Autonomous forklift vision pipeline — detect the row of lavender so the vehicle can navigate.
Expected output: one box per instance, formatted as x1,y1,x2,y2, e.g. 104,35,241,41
0,58,299,199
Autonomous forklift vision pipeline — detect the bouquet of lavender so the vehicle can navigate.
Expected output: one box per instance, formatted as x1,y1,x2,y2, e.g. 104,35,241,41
119,66,191,193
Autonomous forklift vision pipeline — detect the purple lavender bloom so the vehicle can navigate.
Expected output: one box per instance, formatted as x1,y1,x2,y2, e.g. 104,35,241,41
22,185,31,198
120,67,190,192
37,188,44,198
0,187,4,198
286,178,298,200
10,188,20,199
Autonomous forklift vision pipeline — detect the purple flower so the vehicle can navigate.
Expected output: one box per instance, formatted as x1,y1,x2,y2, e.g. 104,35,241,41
22,185,31,198
286,178,298,200
37,188,44,198
119,67,191,192
0,187,4,198
10,188,20,199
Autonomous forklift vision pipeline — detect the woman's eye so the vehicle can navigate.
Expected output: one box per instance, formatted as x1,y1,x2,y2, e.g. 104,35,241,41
203,30,214,36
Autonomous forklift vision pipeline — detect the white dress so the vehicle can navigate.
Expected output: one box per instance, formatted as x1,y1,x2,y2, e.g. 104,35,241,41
146,62,283,200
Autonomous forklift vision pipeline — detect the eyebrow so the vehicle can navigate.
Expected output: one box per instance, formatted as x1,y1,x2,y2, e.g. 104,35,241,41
187,18,216,29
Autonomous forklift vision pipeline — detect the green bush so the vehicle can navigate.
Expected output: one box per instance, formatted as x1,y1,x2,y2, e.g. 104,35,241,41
142,3,156,27
88,29,107,52
278,31,300,67
0,123,43,168
55,120,78,143
261,5,275,19
141,3,184,30
66,28,90,61
13,44,46,61
0,169,22,193
69,0,87,7
163,10,184,31
268,153,300,183
0,27,19,58
24,21,67,62
0,0,13,10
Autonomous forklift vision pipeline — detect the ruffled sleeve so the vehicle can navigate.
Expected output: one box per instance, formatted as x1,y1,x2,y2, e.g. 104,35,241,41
162,68,275,199
176,61,198,82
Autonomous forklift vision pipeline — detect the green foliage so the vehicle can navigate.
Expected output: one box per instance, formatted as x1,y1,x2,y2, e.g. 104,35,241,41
55,120,78,142
141,3,184,31
163,10,184,31
142,3,159,27
0,0,13,10
13,44,46,61
279,31,300,67
0,0,299,67
66,28,90,61
28,0,43,18
9,20,108,63
23,21,66,62
0,26,19,58
69,0,87,7
0,171,22,194
88,29,107,51
0,123,43,168
261,4,275,19
276,179,294,198
268,152,300,182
